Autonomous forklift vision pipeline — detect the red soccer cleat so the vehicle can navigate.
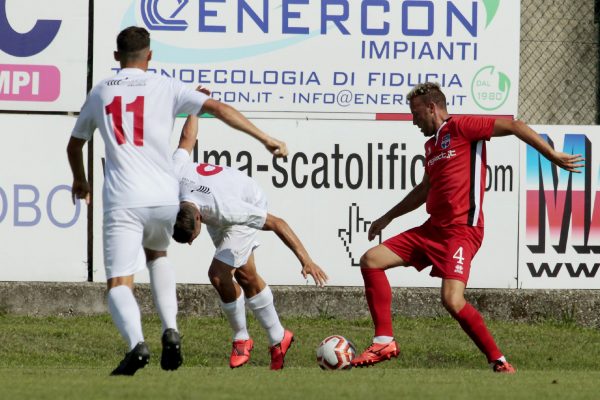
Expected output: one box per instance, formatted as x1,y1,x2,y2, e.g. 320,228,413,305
351,341,400,367
269,330,294,370
229,338,254,368
493,360,516,374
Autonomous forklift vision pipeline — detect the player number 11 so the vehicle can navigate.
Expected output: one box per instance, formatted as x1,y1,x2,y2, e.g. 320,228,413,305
105,96,145,146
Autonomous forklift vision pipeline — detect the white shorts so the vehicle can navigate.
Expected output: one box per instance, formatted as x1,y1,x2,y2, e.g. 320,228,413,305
207,224,260,268
103,205,179,279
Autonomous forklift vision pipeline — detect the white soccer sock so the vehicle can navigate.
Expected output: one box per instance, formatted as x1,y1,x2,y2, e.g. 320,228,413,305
107,285,144,350
246,286,285,346
147,257,178,332
373,336,394,344
220,293,250,341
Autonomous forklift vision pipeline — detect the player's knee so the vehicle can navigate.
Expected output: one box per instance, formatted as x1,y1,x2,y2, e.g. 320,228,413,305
208,269,230,290
236,271,264,294
235,271,254,289
360,251,378,269
441,295,465,316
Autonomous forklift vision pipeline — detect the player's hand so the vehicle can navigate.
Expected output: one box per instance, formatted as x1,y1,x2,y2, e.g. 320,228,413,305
301,260,328,287
337,204,382,266
265,137,288,158
196,85,211,96
71,179,91,205
368,215,391,241
551,151,584,173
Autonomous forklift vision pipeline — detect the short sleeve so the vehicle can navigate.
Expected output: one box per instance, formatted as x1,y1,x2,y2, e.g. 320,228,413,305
172,148,191,177
225,202,267,229
71,94,97,140
456,116,495,142
173,81,210,116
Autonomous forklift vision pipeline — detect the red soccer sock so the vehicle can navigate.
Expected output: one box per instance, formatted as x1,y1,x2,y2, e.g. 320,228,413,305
453,302,503,362
361,268,393,337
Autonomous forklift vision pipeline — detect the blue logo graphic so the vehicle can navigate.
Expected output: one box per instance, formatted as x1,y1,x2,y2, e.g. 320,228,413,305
441,134,451,149
124,1,319,64
141,0,188,31
0,0,61,57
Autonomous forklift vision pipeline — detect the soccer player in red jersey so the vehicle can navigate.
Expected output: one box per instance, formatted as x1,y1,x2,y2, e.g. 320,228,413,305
351,82,583,373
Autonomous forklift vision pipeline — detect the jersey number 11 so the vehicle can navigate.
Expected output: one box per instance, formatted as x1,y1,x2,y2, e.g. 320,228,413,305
105,96,145,146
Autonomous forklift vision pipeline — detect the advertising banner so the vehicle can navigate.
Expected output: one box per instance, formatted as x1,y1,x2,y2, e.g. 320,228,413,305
93,0,520,118
91,118,519,287
0,0,88,112
519,126,600,289
0,114,87,281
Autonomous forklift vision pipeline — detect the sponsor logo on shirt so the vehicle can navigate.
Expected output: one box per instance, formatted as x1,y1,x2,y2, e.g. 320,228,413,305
191,185,211,194
105,77,147,87
427,150,457,167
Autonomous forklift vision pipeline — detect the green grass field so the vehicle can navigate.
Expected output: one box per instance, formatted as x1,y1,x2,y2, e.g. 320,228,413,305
0,314,598,399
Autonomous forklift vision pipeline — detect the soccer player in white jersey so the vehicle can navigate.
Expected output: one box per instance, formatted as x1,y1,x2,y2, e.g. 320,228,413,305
67,26,287,376
171,115,328,370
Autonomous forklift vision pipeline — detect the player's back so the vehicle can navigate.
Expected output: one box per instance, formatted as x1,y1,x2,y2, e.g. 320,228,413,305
76,68,192,211
174,149,267,229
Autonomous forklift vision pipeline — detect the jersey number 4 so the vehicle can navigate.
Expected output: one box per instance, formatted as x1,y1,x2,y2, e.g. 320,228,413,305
105,96,144,146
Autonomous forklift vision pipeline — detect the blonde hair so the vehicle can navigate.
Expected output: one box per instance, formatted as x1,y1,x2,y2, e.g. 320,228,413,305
407,82,447,109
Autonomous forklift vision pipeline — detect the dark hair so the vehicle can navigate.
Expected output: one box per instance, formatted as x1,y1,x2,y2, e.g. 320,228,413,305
407,82,447,109
116,26,150,56
172,203,197,244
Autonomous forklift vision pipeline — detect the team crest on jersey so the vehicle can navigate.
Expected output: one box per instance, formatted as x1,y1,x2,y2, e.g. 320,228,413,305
441,134,451,149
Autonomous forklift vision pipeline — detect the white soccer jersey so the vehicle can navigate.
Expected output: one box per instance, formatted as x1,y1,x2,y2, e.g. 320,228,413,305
71,68,209,212
173,149,268,229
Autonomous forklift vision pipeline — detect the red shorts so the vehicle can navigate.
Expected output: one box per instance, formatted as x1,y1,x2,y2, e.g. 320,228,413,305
382,219,483,283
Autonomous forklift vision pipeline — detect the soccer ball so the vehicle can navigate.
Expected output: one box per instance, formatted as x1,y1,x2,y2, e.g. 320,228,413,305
316,335,356,370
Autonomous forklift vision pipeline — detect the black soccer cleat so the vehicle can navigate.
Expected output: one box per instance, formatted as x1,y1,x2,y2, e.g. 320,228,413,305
110,342,150,376
161,328,183,371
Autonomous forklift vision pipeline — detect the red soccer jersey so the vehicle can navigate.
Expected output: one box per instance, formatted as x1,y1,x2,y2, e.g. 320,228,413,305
424,116,495,227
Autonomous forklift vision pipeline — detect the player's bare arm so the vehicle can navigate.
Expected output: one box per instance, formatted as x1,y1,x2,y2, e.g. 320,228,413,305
368,173,430,241
200,99,288,157
66,136,91,205
262,213,328,287
492,119,584,173
178,115,198,154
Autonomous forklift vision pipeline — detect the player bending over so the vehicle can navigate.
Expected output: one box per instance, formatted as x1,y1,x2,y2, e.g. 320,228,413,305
172,115,328,370
351,82,583,373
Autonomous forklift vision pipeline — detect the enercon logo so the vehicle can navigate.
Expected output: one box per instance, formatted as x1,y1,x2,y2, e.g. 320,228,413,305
125,0,500,63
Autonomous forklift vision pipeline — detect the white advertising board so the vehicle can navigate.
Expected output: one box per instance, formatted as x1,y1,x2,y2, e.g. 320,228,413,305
93,0,520,117
518,126,600,289
91,118,519,287
0,0,88,112
0,114,87,281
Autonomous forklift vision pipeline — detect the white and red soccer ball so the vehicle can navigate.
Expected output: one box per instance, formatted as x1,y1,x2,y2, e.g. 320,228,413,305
316,335,356,370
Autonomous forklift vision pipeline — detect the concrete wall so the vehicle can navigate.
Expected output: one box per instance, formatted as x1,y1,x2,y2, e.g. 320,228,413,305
2,282,599,329
519,0,599,124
